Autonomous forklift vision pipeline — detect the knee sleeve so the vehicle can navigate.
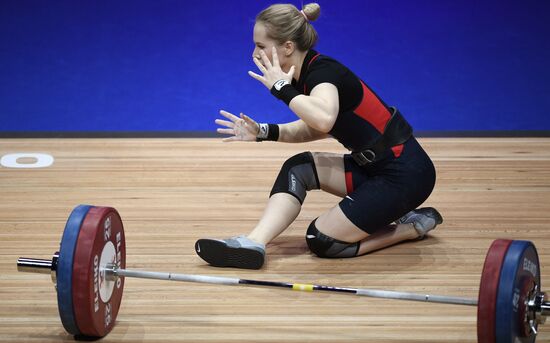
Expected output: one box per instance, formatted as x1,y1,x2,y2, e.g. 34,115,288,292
270,151,320,204
305,219,360,258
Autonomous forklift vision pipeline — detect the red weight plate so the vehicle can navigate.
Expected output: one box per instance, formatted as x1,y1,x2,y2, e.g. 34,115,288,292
72,206,126,337
477,239,512,343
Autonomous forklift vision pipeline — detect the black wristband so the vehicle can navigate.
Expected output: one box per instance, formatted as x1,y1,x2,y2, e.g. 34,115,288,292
256,123,279,142
270,80,300,105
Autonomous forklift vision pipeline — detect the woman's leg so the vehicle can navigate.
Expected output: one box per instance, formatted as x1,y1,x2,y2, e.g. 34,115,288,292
312,205,425,257
249,152,427,252
305,152,441,258
247,193,301,245
196,151,321,268
196,151,440,268
247,151,347,244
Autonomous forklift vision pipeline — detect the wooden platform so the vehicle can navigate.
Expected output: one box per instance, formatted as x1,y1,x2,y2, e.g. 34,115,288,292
1,137,549,342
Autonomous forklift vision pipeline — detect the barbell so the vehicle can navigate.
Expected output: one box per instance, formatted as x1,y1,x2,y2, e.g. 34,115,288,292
16,205,549,342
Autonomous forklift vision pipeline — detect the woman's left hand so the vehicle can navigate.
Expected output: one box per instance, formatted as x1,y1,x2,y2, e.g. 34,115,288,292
215,110,259,142
248,46,295,90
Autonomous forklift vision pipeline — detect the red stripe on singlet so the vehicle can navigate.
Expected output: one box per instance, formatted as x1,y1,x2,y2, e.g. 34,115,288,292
391,144,404,157
354,81,391,133
354,80,404,158
345,171,354,194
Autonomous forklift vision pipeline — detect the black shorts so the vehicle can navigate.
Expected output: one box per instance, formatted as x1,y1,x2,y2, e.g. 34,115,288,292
339,137,436,234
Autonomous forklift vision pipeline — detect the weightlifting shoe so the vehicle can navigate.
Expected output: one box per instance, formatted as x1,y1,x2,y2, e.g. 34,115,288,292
195,235,265,269
395,207,443,239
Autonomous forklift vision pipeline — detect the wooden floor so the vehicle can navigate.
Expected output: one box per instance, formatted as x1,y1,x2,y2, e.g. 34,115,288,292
1,137,549,342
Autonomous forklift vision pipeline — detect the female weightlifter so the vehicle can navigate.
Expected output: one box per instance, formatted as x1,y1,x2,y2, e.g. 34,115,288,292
195,3,442,269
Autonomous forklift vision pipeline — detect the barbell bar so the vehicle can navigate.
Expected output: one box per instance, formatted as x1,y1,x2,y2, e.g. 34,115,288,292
17,257,479,306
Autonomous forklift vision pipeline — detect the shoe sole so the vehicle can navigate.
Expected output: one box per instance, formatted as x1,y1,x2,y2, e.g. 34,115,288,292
195,239,264,269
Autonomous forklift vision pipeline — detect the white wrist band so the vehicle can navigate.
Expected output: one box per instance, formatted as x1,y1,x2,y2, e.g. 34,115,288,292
257,123,269,140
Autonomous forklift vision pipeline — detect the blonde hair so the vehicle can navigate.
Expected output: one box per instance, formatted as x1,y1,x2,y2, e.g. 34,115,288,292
256,3,321,51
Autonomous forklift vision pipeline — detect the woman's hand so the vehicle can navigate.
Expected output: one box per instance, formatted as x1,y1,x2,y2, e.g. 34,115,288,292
248,46,295,90
215,110,259,142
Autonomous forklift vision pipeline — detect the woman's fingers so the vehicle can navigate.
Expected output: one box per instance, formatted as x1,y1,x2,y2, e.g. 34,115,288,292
215,119,234,128
241,113,258,133
240,113,255,124
252,57,266,73
287,65,296,79
221,136,240,142
248,71,267,85
216,110,260,142
248,70,262,79
219,110,240,122
259,49,272,69
217,128,235,135
271,46,280,68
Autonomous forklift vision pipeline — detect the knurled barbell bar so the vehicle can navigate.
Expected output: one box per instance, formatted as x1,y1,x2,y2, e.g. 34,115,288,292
16,205,549,342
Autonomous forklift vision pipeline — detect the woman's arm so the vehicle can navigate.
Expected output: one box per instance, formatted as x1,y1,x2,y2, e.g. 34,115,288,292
214,110,328,143
278,119,330,143
287,82,339,133
249,48,340,134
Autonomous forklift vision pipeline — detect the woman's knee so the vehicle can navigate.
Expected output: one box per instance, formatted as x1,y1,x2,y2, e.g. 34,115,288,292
270,152,320,204
305,218,360,258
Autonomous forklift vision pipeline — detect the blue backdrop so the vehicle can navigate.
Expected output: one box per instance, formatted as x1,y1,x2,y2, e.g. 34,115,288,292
1,0,549,134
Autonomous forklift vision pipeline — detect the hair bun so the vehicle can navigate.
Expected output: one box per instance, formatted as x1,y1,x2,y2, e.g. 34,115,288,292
302,3,321,22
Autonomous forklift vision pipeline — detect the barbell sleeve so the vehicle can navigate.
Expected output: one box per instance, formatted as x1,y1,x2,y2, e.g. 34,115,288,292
17,254,58,284
17,257,53,274
541,301,550,318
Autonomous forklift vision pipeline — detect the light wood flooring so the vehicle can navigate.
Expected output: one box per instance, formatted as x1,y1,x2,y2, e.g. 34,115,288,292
1,137,549,342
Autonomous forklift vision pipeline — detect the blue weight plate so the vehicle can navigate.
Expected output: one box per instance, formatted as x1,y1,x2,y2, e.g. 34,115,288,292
57,205,92,336
495,240,540,343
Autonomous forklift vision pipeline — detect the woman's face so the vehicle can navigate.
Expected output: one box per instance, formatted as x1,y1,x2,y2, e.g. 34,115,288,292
252,22,289,71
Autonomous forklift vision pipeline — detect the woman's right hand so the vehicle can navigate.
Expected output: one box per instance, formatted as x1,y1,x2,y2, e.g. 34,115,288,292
215,110,259,142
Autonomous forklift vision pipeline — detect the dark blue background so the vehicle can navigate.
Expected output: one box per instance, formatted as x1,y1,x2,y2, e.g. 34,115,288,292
1,0,549,133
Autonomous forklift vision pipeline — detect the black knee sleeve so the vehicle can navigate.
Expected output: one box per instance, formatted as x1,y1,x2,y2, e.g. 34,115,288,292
305,219,360,258
270,152,320,204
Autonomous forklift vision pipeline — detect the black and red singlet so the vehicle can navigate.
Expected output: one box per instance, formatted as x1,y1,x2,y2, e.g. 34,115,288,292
293,50,436,233
294,49,405,158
